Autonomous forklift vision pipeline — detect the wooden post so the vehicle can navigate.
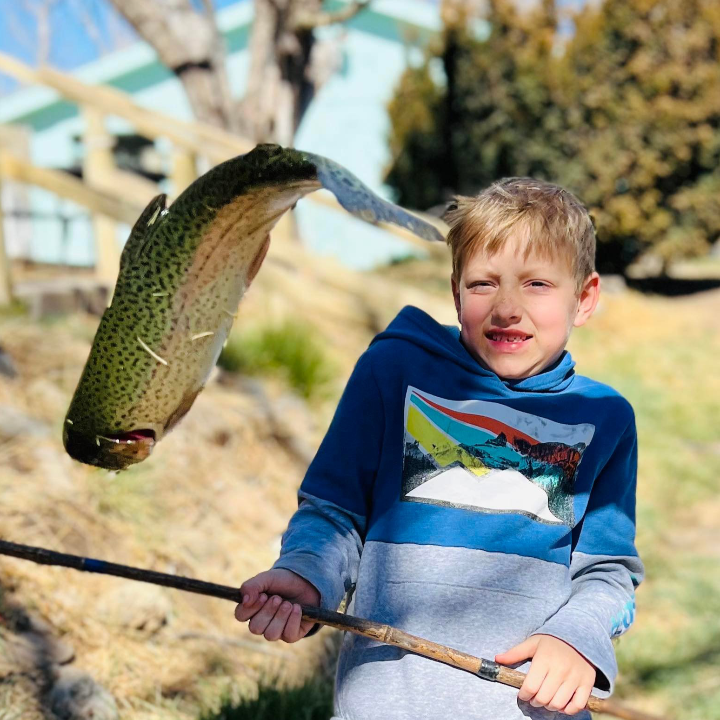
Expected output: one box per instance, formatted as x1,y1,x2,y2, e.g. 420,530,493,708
0,173,13,306
171,148,197,197
83,107,121,284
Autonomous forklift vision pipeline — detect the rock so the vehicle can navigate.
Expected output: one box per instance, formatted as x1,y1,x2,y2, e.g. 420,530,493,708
30,445,75,493
0,405,49,440
48,668,118,720
96,584,171,634
3,630,76,669
1,612,76,670
0,345,16,378
25,377,69,420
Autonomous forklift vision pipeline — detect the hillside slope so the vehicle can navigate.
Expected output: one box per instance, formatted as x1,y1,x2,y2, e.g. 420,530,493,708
1,240,718,720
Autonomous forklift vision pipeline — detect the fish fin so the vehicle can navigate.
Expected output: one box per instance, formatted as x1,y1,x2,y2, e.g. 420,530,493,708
119,194,168,271
247,234,271,287
302,153,445,243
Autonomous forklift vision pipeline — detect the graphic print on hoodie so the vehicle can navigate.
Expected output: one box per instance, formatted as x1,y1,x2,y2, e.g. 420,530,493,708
402,388,595,526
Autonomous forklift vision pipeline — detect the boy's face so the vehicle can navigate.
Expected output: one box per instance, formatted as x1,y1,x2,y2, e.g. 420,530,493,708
451,233,600,380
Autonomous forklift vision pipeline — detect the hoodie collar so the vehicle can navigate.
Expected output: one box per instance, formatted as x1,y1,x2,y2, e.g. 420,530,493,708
371,305,576,394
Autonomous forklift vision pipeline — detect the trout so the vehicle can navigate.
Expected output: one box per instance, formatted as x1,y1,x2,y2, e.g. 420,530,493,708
63,144,443,470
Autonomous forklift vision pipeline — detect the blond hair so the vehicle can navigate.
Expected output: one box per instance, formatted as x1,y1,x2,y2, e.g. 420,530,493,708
443,177,595,291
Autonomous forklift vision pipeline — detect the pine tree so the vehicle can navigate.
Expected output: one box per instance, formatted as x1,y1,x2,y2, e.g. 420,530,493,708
556,0,720,271
385,0,720,274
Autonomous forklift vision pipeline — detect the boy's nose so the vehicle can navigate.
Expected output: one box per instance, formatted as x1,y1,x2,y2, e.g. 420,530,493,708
492,295,523,325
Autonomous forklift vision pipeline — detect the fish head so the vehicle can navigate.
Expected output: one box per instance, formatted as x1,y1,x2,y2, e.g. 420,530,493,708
63,423,158,470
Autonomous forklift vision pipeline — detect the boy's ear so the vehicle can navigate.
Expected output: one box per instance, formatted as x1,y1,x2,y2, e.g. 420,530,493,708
451,276,462,322
574,272,601,328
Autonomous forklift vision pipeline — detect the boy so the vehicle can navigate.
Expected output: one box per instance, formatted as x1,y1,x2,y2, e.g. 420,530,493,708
235,178,643,720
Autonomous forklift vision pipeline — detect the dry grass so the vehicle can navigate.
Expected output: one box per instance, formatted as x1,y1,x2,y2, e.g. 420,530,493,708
0,245,456,720
0,311,329,719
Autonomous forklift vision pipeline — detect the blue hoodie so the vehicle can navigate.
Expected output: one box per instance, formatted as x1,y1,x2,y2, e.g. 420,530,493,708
274,305,643,720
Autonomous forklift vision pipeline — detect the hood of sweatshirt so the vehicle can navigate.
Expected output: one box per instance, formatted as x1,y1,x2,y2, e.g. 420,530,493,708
370,305,576,393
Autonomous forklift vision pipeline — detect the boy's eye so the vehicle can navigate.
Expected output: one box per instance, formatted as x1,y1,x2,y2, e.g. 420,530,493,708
528,281,551,289
468,282,495,292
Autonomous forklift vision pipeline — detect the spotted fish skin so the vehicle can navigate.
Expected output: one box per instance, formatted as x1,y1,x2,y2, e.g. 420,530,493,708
63,144,443,470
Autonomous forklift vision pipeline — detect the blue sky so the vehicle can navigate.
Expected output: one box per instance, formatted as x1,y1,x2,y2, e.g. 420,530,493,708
0,0,247,95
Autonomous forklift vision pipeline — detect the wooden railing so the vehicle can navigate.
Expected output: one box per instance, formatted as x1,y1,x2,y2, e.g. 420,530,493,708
0,51,447,305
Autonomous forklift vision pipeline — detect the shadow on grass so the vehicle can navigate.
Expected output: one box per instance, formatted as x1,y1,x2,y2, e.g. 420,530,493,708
199,674,333,720
628,643,720,689
626,276,720,296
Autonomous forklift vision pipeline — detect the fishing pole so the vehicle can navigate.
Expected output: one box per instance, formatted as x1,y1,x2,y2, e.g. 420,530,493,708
0,539,667,720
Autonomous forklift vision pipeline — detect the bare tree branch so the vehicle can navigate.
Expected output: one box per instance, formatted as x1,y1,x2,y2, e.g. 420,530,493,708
2,3,37,60
68,0,110,55
294,0,371,30
102,0,139,52
20,0,61,65
107,0,238,129
108,0,214,68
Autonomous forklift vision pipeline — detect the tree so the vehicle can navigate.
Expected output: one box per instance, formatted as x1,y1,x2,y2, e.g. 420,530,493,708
107,0,239,130
387,0,561,206
386,0,720,274
556,0,720,272
108,0,370,143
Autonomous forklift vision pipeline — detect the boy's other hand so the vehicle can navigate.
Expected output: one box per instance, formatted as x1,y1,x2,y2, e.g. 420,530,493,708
494,634,596,716
234,568,320,643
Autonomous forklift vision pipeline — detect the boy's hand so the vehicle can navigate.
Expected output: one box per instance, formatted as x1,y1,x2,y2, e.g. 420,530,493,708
494,634,596,716
234,568,320,643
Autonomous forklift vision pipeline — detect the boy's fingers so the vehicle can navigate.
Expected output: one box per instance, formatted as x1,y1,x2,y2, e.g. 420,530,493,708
564,685,593,716
529,671,562,708
247,595,279,635
546,680,577,713
234,592,269,622
282,604,303,643
234,595,265,622
239,574,270,605
517,662,549,703
264,600,293,641
495,637,538,666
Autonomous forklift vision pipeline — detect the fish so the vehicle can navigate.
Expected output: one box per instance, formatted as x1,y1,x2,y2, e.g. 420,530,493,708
63,144,444,470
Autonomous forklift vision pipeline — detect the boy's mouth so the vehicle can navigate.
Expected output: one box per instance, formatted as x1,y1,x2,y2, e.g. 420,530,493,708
485,330,533,343
485,330,533,352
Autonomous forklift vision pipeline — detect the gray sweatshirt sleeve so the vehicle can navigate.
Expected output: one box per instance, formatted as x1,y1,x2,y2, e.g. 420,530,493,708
272,492,366,611
531,417,644,697
271,351,383,611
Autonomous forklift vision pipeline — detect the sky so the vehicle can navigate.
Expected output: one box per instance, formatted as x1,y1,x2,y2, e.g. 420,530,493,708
0,0,248,95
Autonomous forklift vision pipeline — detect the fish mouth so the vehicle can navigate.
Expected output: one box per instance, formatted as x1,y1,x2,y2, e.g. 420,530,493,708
103,429,157,445
63,425,157,470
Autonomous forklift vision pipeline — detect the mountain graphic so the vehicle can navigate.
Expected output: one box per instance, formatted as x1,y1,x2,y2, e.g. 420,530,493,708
400,389,594,527
404,461,563,525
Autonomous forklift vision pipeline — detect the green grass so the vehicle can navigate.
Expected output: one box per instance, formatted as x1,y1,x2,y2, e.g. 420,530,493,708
0,299,28,320
199,675,333,720
218,320,337,400
86,463,160,522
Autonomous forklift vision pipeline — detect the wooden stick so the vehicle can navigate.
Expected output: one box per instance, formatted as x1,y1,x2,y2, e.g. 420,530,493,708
0,539,668,720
